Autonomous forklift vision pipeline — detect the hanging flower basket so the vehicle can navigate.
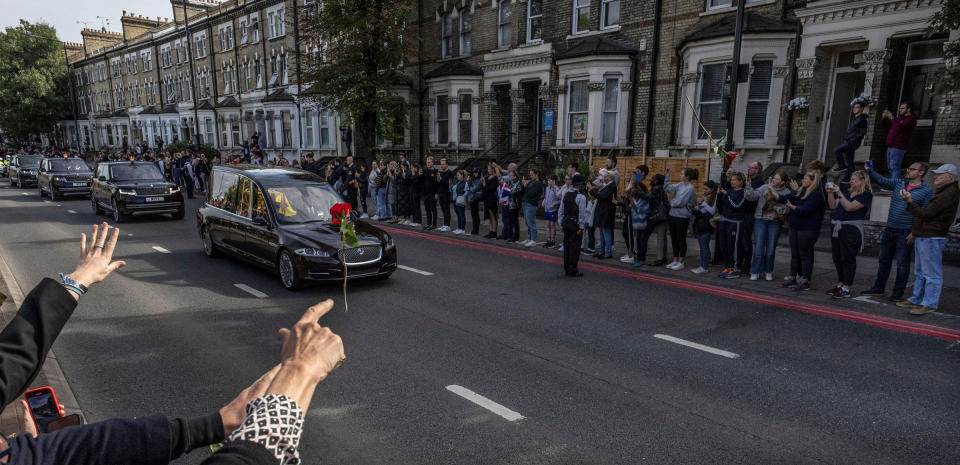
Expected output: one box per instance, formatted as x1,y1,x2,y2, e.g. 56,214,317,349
785,97,809,111
850,92,873,107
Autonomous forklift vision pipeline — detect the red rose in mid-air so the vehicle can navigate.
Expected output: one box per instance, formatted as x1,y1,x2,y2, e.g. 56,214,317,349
726,152,739,165
330,202,353,224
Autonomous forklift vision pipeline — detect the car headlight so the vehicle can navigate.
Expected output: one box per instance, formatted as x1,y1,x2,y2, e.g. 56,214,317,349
384,233,394,247
294,247,331,257
118,188,136,195
169,186,180,194
53,176,65,183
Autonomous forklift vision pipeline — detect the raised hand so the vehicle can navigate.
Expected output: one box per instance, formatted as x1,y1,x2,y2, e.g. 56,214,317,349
70,222,126,288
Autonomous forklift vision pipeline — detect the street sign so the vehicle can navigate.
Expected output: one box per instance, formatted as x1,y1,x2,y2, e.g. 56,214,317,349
544,109,554,131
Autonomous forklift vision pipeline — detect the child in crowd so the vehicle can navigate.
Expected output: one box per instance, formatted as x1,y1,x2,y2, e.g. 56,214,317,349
543,175,561,248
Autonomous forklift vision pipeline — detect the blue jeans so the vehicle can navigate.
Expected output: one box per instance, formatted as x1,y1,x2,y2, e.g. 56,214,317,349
368,185,377,214
750,219,782,275
500,205,510,237
833,141,857,181
886,147,906,179
454,204,466,231
597,228,613,255
871,227,912,295
523,203,538,242
697,233,712,269
375,189,386,218
909,237,947,309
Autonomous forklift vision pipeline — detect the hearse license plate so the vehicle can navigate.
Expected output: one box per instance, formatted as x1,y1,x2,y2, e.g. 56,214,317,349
145,196,164,202
73,182,86,187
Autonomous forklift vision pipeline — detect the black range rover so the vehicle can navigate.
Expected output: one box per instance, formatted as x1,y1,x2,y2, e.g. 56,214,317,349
91,161,185,222
37,158,94,199
8,154,42,187
197,165,397,290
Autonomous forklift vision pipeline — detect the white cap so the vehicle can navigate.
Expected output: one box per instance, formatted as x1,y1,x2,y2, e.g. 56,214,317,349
932,164,958,177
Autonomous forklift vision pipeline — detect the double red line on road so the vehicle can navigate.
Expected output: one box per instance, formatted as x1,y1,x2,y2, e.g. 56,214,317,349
383,226,960,342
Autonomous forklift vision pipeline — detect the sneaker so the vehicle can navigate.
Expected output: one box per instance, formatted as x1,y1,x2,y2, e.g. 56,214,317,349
896,300,921,309
783,275,795,281
749,273,759,281
558,245,564,251
718,268,730,278
832,287,851,299
371,215,380,221
690,266,707,274
360,213,369,219
764,273,774,281
887,293,903,302
825,285,842,296
633,261,646,267
826,287,843,298
909,306,937,316
859,288,884,296
651,259,668,267
465,232,472,236
619,255,633,263
793,279,810,291
673,263,684,271
603,254,613,259
453,229,463,235
584,248,596,254
725,269,740,279
410,223,420,227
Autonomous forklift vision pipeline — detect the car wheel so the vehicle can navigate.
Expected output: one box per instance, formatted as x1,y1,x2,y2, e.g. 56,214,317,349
172,206,185,220
200,226,219,258
277,250,303,291
111,198,125,223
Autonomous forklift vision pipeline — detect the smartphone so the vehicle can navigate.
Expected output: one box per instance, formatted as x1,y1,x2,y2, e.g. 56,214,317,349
866,160,874,169
24,386,64,434
825,182,837,190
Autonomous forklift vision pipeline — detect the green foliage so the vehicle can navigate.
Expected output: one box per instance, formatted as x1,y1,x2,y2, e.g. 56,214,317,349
0,21,70,141
164,141,220,161
299,0,415,158
926,0,960,94
339,222,359,247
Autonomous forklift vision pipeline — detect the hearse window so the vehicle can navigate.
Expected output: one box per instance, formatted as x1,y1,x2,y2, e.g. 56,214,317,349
211,171,239,212
252,184,268,220
234,176,252,218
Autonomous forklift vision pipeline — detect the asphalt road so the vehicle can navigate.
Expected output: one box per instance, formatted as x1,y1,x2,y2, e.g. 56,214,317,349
0,183,958,464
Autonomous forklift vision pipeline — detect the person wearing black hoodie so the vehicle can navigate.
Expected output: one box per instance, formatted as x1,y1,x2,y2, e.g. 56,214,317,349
771,170,827,292
831,102,868,182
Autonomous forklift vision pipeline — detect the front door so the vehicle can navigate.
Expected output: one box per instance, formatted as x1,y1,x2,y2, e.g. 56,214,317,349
822,70,865,167
899,39,946,165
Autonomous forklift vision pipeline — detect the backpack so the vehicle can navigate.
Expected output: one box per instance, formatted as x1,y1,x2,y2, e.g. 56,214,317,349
649,188,669,225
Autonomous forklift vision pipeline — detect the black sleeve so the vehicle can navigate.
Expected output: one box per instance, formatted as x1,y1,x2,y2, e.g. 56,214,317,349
9,414,171,465
169,412,225,460
0,278,77,407
199,440,280,465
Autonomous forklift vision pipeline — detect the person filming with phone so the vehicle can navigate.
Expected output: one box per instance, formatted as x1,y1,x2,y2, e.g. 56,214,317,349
0,223,346,464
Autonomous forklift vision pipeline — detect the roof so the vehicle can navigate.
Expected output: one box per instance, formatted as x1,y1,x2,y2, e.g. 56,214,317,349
424,60,482,79
214,165,328,185
110,109,129,118
217,96,241,108
161,104,179,114
139,106,160,115
263,88,295,103
197,100,215,110
556,36,639,60
678,13,799,49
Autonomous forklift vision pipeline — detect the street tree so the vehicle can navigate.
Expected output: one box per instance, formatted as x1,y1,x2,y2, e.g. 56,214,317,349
0,21,70,143
299,0,414,161
927,0,960,93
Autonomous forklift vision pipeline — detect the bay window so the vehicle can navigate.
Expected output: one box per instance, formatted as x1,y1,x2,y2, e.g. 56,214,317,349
696,62,729,141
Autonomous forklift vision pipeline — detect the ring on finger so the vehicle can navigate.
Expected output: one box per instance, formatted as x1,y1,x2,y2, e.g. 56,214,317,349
95,243,105,248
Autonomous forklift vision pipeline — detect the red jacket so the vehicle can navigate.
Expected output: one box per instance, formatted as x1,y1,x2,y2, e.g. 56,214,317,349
883,113,917,150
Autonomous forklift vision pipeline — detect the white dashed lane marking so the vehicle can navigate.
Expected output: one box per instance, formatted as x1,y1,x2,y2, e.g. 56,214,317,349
67,210,77,214
653,334,740,359
398,265,433,276
445,385,525,422
234,283,268,298
152,246,171,254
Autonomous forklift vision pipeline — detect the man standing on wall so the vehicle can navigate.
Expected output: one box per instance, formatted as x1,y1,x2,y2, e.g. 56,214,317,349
832,102,868,182
881,102,917,180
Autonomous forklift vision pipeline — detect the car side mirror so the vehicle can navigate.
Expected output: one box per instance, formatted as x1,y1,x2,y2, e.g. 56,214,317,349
252,215,268,226
98,176,106,181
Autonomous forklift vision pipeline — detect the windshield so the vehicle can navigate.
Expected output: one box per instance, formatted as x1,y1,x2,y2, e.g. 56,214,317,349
50,159,90,172
267,184,342,225
19,156,42,168
110,164,163,181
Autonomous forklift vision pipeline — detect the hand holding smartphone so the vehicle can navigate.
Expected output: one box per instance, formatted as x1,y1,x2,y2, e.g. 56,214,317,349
24,386,64,434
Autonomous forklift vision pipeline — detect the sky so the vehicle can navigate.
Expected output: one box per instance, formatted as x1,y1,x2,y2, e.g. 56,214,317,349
2,0,176,43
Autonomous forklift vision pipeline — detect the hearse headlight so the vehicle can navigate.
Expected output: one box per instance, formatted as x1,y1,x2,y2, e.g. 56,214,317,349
295,247,331,257
118,188,137,196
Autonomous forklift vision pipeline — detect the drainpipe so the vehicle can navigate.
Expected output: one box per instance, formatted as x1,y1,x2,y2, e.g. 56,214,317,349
417,0,425,162
781,12,801,164
643,0,664,157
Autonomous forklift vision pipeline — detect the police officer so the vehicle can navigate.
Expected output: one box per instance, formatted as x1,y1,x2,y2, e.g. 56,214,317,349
558,174,588,277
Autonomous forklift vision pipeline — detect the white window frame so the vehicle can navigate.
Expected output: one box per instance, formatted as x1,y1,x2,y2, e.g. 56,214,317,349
459,11,472,55
497,1,512,48
441,14,452,58
240,18,248,44
566,78,589,145
707,0,732,10
744,59,773,141
319,109,332,147
458,92,473,145
250,15,260,43
601,0,620,29
695,61,730,143
601,75,621,145
435,94,449,145
527,0,542,43
573,0,590,34
304,109,315,146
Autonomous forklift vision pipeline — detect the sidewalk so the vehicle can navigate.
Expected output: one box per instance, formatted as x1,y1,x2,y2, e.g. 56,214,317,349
379,205,960,330
0,255,83,434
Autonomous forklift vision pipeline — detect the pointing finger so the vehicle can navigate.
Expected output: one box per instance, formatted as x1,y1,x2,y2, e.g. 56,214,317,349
298,299,334,325
80,233,87,257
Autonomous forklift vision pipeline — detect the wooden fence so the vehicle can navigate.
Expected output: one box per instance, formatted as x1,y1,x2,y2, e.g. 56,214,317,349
589,156,711,198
